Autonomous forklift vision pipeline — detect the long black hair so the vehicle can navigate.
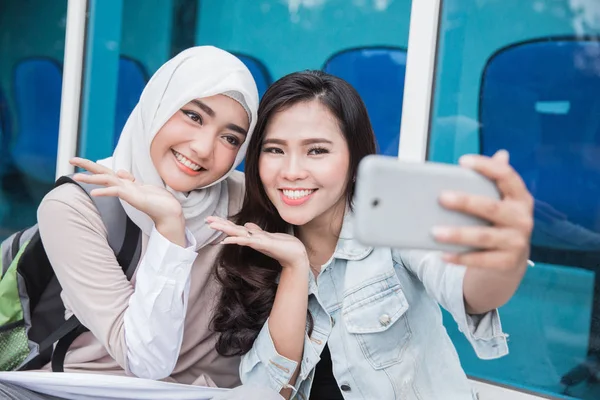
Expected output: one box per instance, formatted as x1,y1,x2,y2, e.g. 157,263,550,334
212,70,377,356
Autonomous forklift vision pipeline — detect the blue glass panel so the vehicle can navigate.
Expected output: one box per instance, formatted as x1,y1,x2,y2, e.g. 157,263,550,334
114,56,148,148
12,58,62,184
323,47,406,156
480,40,600,250
235,54,271,100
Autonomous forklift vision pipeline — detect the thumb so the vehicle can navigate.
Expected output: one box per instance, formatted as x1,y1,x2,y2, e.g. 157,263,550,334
492,149,510,164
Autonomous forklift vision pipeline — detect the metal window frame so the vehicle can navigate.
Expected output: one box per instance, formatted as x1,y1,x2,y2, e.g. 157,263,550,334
55,0,87,178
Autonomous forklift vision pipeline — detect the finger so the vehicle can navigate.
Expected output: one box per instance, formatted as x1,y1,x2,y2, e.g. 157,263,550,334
442,250,518,271
89,186,138,206
70,157,114,175
244,222,263,232
73,173,122,188
432,226,527,250
90,187,120,197
220,236,256,246
116,169,135,182
492,149,509,164
209,221,252,238
206,216,231,225
459,154,530,202
439,192,532,231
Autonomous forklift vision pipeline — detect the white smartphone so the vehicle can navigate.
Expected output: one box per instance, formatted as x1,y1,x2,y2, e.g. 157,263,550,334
353,155,501,253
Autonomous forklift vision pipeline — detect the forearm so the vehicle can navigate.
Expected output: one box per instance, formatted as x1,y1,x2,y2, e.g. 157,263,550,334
463,261,527,314
124,225,197,378
268,265,309,396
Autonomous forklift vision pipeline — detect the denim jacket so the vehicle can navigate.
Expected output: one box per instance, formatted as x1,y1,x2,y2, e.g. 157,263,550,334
240,213,509,400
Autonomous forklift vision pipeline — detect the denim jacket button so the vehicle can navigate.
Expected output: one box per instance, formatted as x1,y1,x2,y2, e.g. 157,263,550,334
379,314,391,326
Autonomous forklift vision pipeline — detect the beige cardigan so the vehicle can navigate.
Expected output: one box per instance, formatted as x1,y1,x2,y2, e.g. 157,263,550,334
36,171,245,388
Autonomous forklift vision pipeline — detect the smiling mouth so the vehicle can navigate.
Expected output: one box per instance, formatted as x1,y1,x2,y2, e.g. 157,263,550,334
278,189,317,206
172,149,205,172
281,189,316,200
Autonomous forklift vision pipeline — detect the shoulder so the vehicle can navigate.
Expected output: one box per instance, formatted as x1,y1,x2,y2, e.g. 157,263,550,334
37,182,106,236
225,170,246,215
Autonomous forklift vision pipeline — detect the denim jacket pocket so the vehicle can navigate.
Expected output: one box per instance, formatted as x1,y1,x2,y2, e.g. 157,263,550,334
342,273,411,369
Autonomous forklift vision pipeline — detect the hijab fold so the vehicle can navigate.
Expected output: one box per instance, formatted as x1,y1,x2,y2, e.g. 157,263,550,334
98,46,259,250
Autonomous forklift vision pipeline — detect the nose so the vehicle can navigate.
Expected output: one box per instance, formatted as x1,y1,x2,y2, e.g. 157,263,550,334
280,154,309,181
189,130,216,161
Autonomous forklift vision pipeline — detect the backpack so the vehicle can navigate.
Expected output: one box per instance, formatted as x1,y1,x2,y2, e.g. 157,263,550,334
0,176,142,372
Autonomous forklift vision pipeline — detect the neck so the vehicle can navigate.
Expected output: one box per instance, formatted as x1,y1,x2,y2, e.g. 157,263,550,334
297,200,346,268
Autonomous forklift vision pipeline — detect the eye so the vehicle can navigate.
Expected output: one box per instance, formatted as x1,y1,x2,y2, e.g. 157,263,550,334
308,146,329,155
224,135,241,147
182,110,203,125
262,147,284,154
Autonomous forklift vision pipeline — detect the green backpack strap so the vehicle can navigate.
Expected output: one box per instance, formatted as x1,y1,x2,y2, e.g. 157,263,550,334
43,175,142,372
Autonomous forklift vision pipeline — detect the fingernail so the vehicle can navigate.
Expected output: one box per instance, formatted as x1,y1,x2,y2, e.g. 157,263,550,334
494,149,509,162
459,155,476,167
442,253,457,263
440,191,459,204
432,226,452,239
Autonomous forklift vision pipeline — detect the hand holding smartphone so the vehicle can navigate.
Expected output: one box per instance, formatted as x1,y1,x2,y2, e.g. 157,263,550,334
353,155,501,253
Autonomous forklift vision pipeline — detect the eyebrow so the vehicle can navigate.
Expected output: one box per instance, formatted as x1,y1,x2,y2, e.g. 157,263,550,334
262,138,334,146
191,100,215,117
190,99,248,136
227,123,248,136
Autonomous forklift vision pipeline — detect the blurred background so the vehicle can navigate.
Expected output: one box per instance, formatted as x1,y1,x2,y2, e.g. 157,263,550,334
0,1,599,398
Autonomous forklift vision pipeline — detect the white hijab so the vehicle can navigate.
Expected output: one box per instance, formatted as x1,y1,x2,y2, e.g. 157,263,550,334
98,46,259,250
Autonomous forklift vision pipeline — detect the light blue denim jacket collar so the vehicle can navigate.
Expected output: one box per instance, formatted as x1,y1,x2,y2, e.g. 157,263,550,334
330,211,373,261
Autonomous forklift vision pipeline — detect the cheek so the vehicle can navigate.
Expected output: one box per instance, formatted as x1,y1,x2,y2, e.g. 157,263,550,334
213,144,239,172
318,158,349,190
258,156,282,190
149,133,169,170
150,119,183,156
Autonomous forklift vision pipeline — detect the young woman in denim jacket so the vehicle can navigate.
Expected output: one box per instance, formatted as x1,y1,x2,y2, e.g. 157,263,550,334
208,70,534,400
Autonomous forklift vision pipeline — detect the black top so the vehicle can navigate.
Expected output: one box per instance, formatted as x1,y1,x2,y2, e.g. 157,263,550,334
309,344,345,400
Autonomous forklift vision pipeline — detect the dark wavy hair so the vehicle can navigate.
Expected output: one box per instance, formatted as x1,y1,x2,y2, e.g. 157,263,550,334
211,70,377,356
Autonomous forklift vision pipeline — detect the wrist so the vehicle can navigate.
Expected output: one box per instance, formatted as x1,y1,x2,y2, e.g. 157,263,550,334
155,211,185,231
155,218,186,247
282,259,310,272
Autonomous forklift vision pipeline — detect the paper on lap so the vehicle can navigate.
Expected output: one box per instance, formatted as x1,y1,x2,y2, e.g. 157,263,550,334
0,371,228,400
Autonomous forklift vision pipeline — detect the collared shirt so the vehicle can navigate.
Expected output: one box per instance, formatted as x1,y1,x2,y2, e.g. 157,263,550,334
124,225,197,378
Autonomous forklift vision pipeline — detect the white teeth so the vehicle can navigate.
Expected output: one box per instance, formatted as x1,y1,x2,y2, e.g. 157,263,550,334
282,189,314,200
173,150,202,171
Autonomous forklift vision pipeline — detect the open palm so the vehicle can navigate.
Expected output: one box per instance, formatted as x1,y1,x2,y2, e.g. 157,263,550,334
207,216,309,270
70,157,182,225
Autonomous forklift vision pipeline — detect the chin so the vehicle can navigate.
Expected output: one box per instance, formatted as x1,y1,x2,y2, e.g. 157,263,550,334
163,177,197,192
277,208,314,227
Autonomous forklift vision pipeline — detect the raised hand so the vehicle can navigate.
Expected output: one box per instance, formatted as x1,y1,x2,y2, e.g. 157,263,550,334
207,216,309,270
70,157,184,229
433,150,533,272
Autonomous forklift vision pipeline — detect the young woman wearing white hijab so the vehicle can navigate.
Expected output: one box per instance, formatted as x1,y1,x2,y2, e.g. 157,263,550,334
0,46,284,399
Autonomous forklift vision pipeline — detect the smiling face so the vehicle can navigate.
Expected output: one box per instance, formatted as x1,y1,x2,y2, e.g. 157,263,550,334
258,100,350,227
149,94,249,192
